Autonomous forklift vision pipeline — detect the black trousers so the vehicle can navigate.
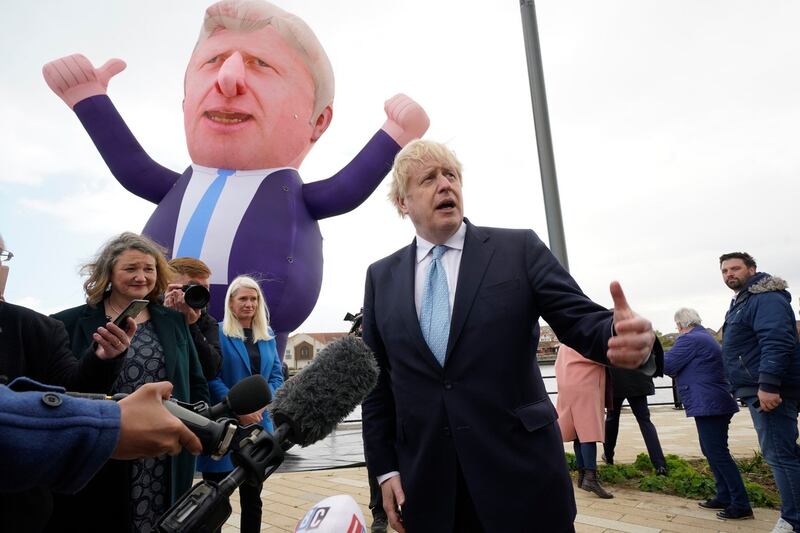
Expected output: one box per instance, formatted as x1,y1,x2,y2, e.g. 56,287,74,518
604,395,666,468
202,471,263,533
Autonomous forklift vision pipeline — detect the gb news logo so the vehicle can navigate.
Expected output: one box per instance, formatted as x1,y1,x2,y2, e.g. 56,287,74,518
295,495,366,533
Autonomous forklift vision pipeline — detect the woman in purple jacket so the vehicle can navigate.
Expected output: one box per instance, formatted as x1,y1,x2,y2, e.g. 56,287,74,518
665,308,753,521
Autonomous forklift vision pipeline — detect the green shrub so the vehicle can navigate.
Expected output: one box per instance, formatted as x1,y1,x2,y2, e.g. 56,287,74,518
598,463,640,483
638,474,670,492
745,481,777,508
737,452,766,473
665,471,716,499
565,452,577,471
633,453,654,472
589,451,778,507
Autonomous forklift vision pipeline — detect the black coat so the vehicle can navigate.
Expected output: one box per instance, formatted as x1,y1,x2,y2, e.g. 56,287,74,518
362,220,614,532
0,301,124,533
189,310,222,380
0,300,122,390
610,366,654,397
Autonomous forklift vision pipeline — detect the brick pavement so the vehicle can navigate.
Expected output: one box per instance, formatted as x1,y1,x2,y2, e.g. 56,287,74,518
220,406,781,532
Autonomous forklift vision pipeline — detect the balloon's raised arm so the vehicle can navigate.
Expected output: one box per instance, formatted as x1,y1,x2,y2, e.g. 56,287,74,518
42,54,126,109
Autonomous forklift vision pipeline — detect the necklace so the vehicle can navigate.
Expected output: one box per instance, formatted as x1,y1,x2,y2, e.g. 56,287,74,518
107,299,123,318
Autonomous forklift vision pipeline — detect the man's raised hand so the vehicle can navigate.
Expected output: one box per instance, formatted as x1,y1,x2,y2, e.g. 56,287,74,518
607,281,655,369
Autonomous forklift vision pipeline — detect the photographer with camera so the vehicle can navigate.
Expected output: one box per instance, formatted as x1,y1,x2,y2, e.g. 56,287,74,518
165,258,222,381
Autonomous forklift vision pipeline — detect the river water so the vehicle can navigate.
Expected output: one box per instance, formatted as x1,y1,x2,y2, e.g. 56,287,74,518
344,362,678,423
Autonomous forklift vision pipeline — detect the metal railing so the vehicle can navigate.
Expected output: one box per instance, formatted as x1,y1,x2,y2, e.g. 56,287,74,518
340,376,681,425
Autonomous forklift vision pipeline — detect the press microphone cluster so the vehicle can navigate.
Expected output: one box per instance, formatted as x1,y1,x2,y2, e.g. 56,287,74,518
67,374,272,459
157,335,379,533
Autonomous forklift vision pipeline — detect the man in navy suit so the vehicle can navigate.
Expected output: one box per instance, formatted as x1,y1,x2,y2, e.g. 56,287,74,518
361,140,657,532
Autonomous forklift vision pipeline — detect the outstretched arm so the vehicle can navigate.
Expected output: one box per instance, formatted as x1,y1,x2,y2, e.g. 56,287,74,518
43,54,181,203
303,94,429,220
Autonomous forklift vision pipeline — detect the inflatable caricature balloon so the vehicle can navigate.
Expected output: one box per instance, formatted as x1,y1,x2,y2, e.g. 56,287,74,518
43,0,429,355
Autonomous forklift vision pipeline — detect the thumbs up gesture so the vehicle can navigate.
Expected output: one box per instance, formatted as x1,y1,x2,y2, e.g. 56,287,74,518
381,93,430,148
43,54,126,109
607,281,655,368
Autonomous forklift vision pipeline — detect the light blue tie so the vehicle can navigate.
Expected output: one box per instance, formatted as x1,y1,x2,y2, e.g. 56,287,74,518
176,168,234,258
419,245,450,366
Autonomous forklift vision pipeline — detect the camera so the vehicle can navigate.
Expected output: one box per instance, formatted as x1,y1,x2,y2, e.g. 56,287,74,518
344,309,363,338
182,284,211,309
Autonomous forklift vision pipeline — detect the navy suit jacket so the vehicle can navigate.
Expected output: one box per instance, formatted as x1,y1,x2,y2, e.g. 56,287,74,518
361,220,614,532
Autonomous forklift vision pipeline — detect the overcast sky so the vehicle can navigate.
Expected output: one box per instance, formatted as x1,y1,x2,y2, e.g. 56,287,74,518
1,0,798,336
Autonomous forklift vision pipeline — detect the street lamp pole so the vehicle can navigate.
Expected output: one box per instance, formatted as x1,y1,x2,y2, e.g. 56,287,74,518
519,0,569,271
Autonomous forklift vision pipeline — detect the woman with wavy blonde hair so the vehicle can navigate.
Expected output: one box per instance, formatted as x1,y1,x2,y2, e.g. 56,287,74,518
198,274,284,533
49,231,208,532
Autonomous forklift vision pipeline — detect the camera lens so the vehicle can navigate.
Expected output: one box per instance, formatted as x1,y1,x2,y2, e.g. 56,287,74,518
183,284,210,309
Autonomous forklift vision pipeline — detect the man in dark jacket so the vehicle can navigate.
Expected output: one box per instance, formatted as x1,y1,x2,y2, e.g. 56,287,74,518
165,257,222,380
362,140,658,533
603,364,668,475
720,252,800,532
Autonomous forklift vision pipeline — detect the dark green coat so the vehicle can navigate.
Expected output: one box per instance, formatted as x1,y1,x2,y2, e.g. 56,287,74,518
46,302,209,532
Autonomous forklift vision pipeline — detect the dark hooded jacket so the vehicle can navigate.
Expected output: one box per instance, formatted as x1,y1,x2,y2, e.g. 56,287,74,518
722,272,800,399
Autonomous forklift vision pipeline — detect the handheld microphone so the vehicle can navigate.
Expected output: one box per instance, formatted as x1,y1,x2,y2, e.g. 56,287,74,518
268,335,379,447
202,375,271,420
157,336,379,533
66,376,271,459
65,391,235,459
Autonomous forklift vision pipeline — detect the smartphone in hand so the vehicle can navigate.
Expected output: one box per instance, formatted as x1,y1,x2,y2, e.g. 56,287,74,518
112,299,149,328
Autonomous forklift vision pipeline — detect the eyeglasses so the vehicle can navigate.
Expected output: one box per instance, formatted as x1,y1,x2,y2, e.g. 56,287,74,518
0,250,13,262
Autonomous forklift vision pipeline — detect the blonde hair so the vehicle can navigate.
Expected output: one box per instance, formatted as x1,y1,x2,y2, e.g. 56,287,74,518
388,139,463,216
195,0,334,123
222,275,272,342
81,232,174,307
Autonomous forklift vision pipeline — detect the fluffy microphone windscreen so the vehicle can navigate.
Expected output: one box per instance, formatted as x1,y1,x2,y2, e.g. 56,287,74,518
269,336,378,447
227,374,272,415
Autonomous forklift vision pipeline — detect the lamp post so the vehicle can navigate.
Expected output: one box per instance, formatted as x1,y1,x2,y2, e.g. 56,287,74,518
519,0,569,271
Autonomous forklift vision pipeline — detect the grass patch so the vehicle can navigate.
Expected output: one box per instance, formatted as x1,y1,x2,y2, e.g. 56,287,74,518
566,452,779,508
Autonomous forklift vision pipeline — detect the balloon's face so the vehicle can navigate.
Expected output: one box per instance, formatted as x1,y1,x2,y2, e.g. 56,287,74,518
183,25,317,170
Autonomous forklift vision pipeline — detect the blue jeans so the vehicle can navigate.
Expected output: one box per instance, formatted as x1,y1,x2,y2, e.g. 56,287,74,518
745,396,800,530
573,440,597,470
694,414,751,512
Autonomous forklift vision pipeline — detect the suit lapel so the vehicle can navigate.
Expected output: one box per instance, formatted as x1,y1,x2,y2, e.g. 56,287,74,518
447,221,494,357
392,239,443,372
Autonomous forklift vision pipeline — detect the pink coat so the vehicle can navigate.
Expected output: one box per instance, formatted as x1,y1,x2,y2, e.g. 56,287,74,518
555,344,607,443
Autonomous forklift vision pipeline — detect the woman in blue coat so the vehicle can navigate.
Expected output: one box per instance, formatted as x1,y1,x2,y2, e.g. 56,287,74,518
197,275,284,533
665,308,753,520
